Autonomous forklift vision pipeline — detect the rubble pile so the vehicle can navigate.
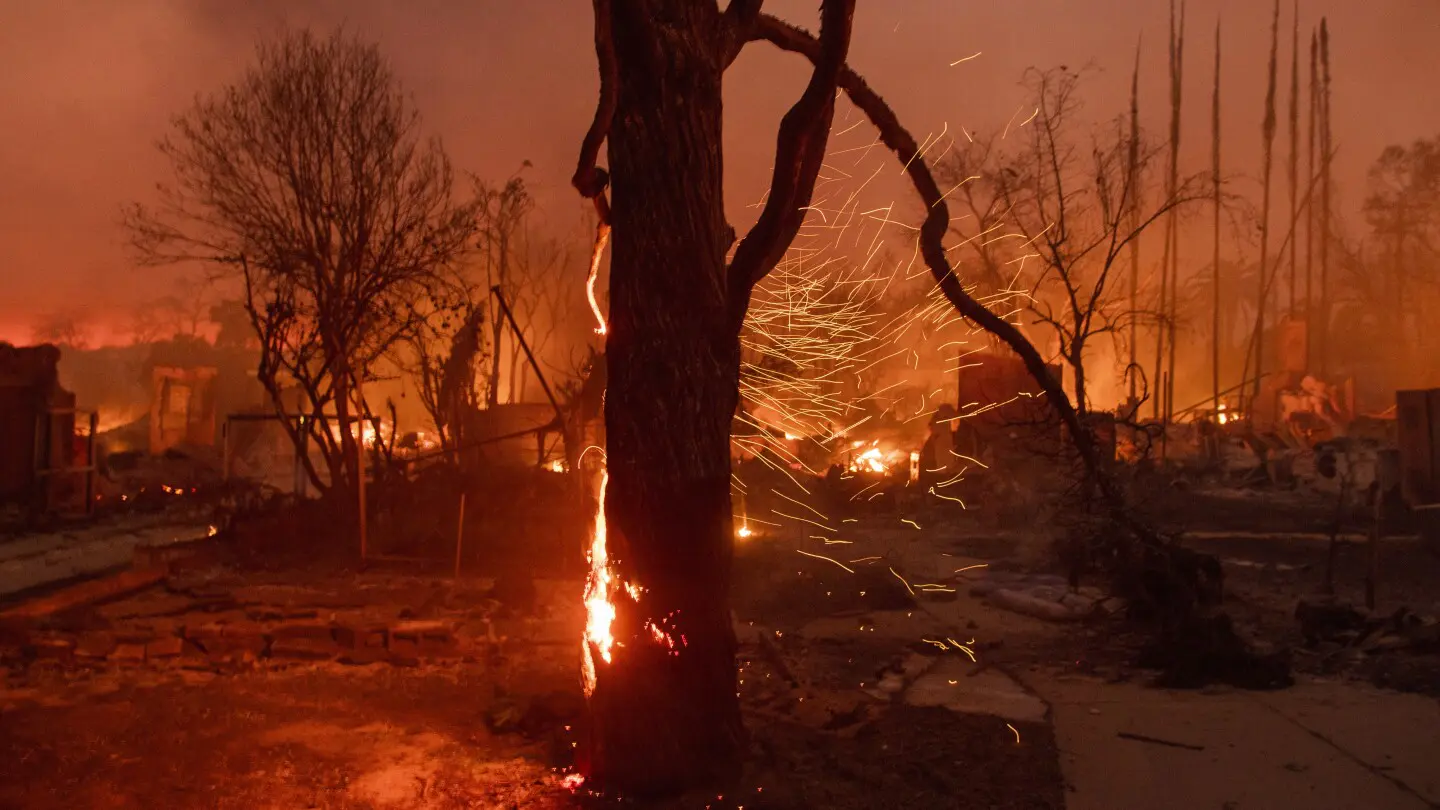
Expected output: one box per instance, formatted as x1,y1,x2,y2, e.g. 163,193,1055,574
967,570,1119,622
1,572,577,677
1295,597,1440,657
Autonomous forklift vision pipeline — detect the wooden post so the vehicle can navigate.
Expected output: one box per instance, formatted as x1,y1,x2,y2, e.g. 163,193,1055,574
1254,0,1281,407
454,492,467,579
221,416,232,482
1366,483,1381,610
355,369,368,562
85,411,98,514
357,436,367,560
1369,449,1400,610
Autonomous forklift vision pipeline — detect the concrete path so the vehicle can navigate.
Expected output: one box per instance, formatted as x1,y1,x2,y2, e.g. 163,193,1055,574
782,525,1440,809
1024,674,1440,810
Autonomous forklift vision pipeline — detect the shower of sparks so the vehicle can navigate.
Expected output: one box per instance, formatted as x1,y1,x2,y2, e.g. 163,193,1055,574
889,567,916,596
796,549,856,574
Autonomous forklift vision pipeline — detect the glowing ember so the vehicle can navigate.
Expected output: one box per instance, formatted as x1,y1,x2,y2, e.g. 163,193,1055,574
737,524,754,539
206,525,218,537
561,772,586,791
547,460,565,473
586,222,611,335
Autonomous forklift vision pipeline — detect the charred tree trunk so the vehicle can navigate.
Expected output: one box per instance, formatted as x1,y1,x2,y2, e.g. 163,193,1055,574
1127,40,1142,408
1305,30,1318,369
580,2,743,793
1212,20,1222,417
1317,18,1332,377
1252,0,1280,408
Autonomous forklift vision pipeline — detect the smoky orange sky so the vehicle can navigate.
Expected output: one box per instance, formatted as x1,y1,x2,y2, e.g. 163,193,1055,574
2,0,1437,346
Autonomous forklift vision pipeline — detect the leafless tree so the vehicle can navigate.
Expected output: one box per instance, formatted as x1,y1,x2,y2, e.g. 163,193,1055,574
127,277,216,345
30,311,93,350
474,174,535,406
941,67,1207,417
126,28,479,502
394,275,484,452
500,229,580,403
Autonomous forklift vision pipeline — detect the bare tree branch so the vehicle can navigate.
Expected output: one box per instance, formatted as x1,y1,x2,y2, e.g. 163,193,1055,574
721,0,766,66
726,2,855,327
573,0,617,226
750,14,1127,513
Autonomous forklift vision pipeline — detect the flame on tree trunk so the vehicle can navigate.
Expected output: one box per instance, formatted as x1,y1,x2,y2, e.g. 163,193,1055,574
571,0,853,795
579,14,742,786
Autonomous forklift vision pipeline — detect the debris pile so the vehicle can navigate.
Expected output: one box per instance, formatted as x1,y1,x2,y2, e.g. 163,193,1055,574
0,570,575,680
1296,597,1440,656
967,570,1118,622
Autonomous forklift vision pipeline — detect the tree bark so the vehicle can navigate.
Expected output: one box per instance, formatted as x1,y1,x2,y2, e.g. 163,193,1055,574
580,0,744,794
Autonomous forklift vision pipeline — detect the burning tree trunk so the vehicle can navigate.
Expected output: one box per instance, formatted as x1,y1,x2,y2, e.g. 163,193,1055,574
582,9,741,784
572,0,853,795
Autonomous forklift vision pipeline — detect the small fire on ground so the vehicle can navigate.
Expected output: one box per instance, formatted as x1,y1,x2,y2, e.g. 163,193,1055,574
847,440,908,476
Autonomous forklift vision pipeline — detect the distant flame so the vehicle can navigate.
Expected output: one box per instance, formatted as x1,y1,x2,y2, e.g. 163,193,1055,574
851,447,888,474
737,524,753,539
847,442,906,475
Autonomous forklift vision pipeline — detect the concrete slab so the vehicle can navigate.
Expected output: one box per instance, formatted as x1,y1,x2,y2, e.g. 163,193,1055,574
1256,682,1440,806
1026,674,1434,810
906,656,1048,723
0,521,210,598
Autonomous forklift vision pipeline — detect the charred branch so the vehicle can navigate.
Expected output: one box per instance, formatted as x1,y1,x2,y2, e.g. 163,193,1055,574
726,1,854,329
573,0,617,226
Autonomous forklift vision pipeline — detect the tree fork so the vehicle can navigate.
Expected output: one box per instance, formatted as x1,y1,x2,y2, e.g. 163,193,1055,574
572,0,853,796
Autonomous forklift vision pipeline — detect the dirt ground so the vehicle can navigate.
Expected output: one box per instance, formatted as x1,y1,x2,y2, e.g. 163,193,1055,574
8,471,1434,809
1,515,1066,810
